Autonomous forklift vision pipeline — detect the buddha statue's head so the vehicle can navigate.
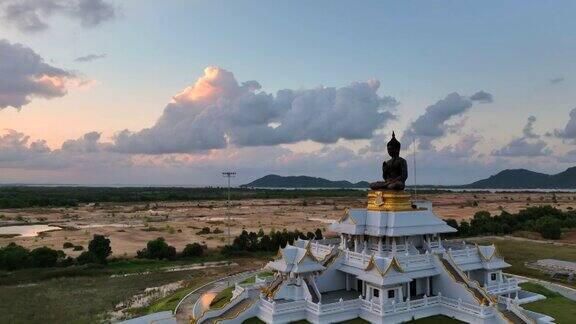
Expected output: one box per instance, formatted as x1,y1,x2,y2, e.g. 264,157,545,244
387,132,401,158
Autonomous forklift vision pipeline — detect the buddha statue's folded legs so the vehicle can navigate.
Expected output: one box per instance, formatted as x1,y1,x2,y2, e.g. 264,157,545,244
369,180,405,191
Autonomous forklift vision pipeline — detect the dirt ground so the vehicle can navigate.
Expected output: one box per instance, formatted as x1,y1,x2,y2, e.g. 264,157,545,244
1,192,575,256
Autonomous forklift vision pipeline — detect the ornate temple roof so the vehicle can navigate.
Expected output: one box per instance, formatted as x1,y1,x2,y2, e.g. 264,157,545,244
266,244,326,274
331,207,457,237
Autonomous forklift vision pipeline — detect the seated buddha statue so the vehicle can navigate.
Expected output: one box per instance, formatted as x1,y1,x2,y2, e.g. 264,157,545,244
369,132,408,191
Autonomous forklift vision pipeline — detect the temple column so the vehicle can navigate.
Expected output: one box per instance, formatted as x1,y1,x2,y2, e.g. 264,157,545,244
354,236,360,252
426,277,431,296
392,238,397,254
345,274,350,291
340,234,345,250
377,237,383,256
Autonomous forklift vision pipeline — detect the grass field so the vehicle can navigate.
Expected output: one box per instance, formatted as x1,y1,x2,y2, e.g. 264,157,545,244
471,237,576,287
520,282,576,324
0,256,261,324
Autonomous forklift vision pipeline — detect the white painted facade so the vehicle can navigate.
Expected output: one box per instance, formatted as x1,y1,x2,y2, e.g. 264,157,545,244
196,200,554,324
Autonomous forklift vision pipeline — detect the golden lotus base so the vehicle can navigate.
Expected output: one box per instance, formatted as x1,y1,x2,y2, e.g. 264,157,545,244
367,190,413,211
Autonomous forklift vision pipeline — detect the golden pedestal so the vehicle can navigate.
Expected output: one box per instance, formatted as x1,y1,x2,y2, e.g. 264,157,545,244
367,190,413,211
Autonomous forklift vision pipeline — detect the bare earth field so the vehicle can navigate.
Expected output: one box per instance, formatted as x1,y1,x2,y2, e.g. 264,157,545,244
1,192,575,256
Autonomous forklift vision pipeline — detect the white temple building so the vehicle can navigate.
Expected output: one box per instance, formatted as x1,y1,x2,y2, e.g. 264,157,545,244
193,191,555,324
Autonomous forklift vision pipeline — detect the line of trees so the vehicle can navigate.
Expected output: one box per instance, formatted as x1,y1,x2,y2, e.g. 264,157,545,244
445,205,576,240
0,234,111,271
136,238,206,260
0,186,365,208
222,228,323,255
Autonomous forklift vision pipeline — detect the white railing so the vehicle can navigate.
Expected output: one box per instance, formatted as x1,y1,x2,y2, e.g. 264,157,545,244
397,253,434,271
448,246,480,264
306,298,360,314
261,294,495,320
259,297,306,315
344,250,371,268
485,278,519,295
309,242,333,259
344,250,434,271
361,294,493,318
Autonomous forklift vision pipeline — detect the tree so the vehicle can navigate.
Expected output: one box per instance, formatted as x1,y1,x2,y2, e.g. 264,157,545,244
88,235,112,264
138,237,176,260
30,246,59,268
182,243,205,258
314,228,323,240
0,243,30,270
535,216,562,239
76,251,98,265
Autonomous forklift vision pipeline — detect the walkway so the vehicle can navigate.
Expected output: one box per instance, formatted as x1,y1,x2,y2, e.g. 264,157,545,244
203,296,257,324
507,273,576,301
174,270,260,324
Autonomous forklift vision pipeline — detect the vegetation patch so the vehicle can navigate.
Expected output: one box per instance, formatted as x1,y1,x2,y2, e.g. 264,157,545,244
209,286,234,309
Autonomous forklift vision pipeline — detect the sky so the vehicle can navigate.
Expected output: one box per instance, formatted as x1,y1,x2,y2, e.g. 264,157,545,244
1,0,576,186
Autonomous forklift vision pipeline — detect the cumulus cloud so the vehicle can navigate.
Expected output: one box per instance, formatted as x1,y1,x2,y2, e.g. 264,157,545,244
75,53,107,62
493,116,551,157
402,91,492,149
0,129,129,171
550,77,565,85
0,39,80,109
552,108,576,140
0,0,115,33
111,67,398,154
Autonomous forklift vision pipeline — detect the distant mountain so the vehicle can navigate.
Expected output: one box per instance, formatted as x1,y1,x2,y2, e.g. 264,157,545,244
464,167,576,189
242,174,369,189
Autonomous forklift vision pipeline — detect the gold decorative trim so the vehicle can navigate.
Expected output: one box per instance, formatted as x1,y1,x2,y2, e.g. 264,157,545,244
338,208,354,223
367,190,413,211
364,255,404,276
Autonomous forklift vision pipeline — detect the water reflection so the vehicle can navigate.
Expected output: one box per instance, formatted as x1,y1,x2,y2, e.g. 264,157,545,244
0,225,62,237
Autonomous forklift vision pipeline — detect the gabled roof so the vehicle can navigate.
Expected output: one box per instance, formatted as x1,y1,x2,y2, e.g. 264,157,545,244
266,244,325,274
477,245,499,261
357,255,411,285
364,255,404,275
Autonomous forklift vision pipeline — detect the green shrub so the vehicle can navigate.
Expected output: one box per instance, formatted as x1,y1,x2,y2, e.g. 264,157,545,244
30,247,59,268
181,243,205,258
137,237,176,260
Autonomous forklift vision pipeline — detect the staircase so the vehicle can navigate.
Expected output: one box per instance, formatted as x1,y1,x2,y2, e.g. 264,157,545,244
322,251,338,266
203,297,256,324
263,276,283,298
440,256,492,306
304,277,320,303
498,307,528,324
497,298,535,324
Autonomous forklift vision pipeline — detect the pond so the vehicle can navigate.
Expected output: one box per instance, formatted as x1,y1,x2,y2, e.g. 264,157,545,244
0,225,62,237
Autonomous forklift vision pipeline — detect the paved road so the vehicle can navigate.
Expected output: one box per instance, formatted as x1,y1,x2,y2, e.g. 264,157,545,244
174,270,260,324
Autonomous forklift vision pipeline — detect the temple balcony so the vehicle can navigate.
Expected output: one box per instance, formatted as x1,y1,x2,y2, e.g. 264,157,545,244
342,249,435,272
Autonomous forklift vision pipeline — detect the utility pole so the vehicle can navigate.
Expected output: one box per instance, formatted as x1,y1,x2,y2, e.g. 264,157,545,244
413,138,417,200
222,172,236,246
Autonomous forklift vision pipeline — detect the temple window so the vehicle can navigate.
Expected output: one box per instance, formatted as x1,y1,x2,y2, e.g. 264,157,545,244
387,289,395,299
